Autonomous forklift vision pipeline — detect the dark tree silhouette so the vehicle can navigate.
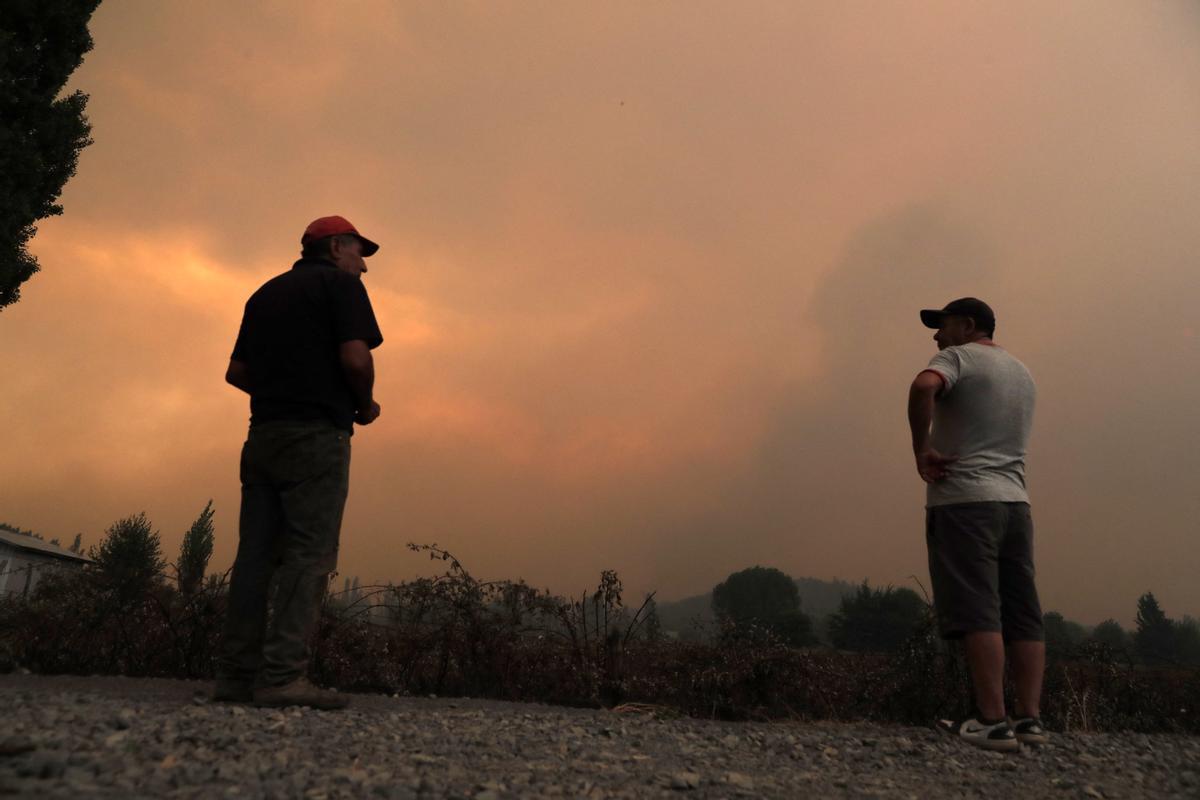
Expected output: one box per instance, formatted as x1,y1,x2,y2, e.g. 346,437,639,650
1,0,101,309
1134,592,1175,665
1174,616,1200,666
1042,611,1088,660
1090,618,1130,651
176,501,214,597
712,566,814,646
89,512,165,603
639,597,664,643
0,523,40,539
827,583,926,652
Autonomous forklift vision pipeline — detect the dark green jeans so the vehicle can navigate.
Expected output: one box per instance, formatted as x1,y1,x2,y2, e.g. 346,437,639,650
217,421,351,687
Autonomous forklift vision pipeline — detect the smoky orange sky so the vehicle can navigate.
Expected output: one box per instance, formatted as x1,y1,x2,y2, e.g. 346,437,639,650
3,1,1198,626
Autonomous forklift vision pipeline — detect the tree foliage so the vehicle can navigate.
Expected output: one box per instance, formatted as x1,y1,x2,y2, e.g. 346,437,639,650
176,501,214,597
89,512,165,603
1135,592,1175,666
639,597,664,643
1175,616,1200,666
713,566,799,622
1043,611,1089,659
712,566,814,646
1090,618,1130,651
0,522,40,539
827,583,926,653
0,0,100,309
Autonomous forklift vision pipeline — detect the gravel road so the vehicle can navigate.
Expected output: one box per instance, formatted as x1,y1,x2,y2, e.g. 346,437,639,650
1,674,1196,798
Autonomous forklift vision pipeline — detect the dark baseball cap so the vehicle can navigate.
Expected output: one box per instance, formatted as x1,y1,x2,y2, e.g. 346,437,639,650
301,215,380,256
919,297,995,331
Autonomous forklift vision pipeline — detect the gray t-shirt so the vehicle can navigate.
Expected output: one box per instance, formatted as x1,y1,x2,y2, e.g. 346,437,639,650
924,343,1035,507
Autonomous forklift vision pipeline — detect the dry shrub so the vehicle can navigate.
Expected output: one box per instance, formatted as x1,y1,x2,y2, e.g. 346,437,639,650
2,544,1196,734
0,567,227,678
1043,641,1199,733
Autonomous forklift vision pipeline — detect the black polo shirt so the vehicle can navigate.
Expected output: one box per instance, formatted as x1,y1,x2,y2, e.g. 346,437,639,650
231,258,383,433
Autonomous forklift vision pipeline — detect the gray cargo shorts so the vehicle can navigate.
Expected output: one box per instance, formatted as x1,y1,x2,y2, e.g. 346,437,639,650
925,501,1044,642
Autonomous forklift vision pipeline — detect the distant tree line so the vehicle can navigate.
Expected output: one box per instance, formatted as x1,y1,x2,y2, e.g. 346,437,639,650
1,521,84,553
1044,593,1200,667
710,565,928,652
705,564,1200,666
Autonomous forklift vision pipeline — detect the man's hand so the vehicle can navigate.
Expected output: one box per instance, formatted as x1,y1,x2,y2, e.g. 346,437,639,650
340,339,377,425
355,401,381,426
915,448,958,483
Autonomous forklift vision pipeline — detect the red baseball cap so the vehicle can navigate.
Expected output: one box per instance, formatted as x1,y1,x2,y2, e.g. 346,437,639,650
301,215,380,256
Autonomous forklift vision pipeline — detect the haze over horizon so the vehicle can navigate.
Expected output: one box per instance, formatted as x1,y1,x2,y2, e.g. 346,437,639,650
3,1,1198,627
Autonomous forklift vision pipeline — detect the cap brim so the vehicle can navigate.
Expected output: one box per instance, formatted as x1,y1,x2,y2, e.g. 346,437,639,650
356,235,380,257
919,309,946,329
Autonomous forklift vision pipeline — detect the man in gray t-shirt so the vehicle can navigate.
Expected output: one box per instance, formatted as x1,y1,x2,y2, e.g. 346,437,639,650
908,297,1047,752
924,338,1036,507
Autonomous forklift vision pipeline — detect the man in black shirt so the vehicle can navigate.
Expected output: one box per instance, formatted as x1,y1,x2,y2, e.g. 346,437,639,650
215,215,383,709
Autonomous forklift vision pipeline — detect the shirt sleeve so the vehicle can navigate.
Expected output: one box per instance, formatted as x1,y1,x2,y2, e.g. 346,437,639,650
925,348,962,393
231,311,249,361
332,276,384,349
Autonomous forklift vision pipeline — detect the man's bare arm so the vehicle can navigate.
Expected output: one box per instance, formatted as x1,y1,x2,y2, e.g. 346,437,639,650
908,370,955,482
225,359,251,394
340,339,380,425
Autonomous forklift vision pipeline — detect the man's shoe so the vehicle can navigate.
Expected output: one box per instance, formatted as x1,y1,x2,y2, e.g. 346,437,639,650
254,677,349,710
1010,716,1049,745
936,716,1020,752
211,679,254,703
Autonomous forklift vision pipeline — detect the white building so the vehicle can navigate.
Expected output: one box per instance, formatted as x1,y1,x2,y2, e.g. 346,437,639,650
0,530,90,597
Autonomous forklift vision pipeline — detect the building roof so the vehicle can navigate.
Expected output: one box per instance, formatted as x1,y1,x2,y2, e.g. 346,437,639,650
0,530,91,563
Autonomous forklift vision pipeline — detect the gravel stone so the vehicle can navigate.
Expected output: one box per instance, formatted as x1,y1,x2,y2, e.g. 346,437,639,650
724,771,754,789
2,674,1199,798
669,771,701,790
